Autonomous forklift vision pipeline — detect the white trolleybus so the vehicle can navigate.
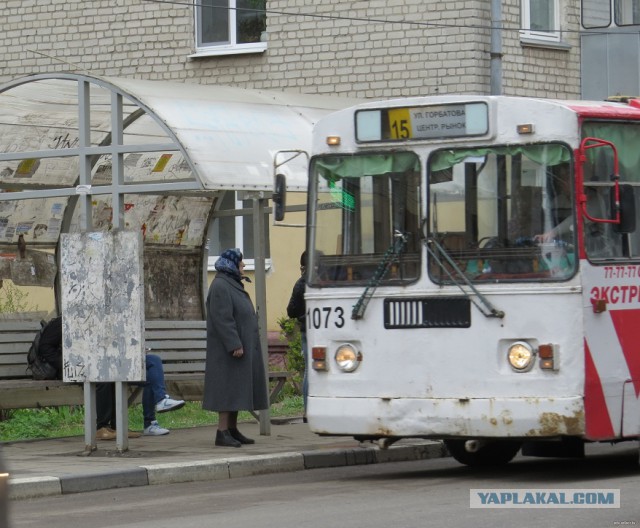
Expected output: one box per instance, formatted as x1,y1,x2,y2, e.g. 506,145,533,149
282,95,640,466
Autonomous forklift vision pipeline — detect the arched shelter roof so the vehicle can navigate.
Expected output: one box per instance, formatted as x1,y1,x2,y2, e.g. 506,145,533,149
109,76,355,192
0,73,359,319
0,73,357,192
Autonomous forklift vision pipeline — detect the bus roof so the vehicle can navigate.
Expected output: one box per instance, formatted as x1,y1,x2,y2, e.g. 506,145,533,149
566,98,640,119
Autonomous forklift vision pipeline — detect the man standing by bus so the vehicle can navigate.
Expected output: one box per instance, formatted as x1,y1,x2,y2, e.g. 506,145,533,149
287,251,308,422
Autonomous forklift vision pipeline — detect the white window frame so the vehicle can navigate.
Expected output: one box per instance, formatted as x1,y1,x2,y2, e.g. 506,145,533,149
207,192,272,271
521,0,562,43
192,0,267,58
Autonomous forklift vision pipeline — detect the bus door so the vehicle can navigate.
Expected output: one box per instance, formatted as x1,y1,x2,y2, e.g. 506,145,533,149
578,136,640,439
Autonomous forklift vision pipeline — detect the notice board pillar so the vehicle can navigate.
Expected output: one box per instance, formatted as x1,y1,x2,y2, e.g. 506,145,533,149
60,231,145,452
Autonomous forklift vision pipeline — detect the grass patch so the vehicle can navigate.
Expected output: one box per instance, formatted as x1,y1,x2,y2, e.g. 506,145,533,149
0,396,304,442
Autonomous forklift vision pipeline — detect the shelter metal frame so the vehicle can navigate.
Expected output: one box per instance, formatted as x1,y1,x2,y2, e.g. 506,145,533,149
0,73,344,449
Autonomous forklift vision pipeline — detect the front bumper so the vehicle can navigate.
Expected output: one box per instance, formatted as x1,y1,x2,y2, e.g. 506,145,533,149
307,396,585,439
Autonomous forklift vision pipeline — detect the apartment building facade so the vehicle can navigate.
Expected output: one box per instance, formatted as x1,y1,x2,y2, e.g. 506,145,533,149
0,1,584,326
2,1,582,98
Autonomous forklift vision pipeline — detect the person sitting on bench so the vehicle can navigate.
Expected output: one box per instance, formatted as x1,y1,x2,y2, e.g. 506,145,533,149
95,354,185,439
38,315,185,439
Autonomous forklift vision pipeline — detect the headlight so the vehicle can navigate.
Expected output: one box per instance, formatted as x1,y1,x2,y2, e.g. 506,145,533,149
335,343,361,372
507,341,535,371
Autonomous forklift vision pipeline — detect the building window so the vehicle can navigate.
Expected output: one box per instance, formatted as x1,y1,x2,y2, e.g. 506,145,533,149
582,0,640,28
582,0,612,28
207,191,271,271
615,0,640,25
521,0,561,42
195,0,267,56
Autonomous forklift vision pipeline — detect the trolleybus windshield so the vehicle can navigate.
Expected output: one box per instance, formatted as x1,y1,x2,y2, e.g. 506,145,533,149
427,143,578,283
308,151,421,287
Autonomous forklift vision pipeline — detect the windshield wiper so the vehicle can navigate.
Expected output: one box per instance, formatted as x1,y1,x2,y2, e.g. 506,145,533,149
351,231,408,320
426,237,505,319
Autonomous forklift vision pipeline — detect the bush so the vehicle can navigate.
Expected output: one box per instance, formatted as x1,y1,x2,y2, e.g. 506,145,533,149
275,315,306,399
277,315,303,374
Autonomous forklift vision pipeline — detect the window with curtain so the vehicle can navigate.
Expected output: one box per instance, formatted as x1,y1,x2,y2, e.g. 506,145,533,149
521,0,561,42
195,0,267,56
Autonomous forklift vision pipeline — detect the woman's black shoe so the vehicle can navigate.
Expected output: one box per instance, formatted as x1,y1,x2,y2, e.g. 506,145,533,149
229,427,255,444
215,429,241,447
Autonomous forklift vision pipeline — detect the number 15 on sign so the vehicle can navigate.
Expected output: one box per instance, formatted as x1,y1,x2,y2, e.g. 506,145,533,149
388,108,412,139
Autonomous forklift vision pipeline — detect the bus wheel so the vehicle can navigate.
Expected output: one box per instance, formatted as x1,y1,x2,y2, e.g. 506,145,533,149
444,439,522,467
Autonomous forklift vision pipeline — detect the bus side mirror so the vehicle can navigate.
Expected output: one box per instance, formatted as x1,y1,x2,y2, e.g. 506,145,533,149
273,173,287,222
611,183,636,233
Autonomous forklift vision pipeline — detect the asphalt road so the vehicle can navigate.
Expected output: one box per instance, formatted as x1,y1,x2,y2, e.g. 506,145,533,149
8,442,640,528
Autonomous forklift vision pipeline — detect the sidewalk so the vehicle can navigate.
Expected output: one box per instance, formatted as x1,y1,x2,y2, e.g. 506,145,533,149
2,418,448,500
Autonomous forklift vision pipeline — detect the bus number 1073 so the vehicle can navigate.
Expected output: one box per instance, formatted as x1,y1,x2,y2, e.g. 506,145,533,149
307,306,346,330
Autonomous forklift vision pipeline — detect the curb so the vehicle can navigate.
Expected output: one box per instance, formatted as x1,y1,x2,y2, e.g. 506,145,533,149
8,441,448,500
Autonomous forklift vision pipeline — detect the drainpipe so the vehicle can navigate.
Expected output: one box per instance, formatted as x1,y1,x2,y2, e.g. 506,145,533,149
490,0,503,95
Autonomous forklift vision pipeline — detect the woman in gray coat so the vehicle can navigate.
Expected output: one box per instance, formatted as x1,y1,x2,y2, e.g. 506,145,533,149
203,248,268,447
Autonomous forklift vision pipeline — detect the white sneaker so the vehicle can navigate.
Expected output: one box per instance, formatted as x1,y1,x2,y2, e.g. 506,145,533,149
143,421,170,436
155,396,185,413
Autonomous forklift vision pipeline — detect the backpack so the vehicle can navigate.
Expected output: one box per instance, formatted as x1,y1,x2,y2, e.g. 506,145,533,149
26,320,58,380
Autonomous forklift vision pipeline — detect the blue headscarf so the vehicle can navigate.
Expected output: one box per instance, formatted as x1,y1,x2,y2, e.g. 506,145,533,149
214,248,250,283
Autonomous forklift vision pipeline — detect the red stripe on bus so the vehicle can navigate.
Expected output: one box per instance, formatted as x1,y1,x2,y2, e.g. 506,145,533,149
609,309,640,398
584,342,616,439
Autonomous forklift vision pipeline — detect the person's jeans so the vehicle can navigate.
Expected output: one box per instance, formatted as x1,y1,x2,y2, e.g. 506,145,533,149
96,354,168,430
96,382,115,430
142,353,168,428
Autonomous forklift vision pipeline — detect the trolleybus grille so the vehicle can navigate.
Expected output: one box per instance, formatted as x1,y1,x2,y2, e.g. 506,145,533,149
383,297,471,328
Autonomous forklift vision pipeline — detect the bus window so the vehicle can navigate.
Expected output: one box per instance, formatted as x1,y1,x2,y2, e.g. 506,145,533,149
308,152,421,286
427,144,577,283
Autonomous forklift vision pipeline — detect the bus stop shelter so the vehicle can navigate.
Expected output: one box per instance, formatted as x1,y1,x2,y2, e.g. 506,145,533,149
0,73,356,449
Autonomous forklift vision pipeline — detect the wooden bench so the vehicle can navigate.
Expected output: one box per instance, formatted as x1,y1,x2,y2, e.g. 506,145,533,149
0,320,294,412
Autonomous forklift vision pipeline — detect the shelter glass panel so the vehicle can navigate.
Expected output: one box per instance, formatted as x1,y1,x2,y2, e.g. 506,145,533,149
122,114,176,147
0,156,78,188
91,151,194,185
0,78,142,149
0,197,67,248
68,194,213,249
